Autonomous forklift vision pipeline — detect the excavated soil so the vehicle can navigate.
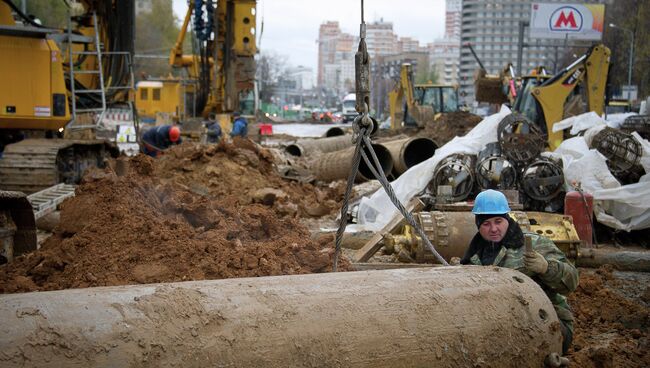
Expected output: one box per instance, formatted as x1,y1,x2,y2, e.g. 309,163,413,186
419,111,483,146
0,140,349,293
568,266,650,367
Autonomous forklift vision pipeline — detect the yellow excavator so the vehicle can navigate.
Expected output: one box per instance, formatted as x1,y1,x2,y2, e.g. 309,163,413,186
0,0,132,193
388,63,459,129
0,1,133,261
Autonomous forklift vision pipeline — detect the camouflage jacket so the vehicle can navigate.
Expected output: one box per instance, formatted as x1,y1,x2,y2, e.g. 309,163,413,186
466,232,579,325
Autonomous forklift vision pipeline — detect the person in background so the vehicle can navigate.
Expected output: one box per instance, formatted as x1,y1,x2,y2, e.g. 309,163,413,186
205,114,222,144
461,189,579,355
141,125,181,157
230,111,248,138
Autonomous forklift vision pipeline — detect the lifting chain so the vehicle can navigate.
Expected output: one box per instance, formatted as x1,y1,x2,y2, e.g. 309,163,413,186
333,0,448,271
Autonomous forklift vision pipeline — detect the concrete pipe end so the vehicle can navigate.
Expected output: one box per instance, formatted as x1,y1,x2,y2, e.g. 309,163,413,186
285,144,303,157
403,137,438,169
324,127,345,137
358,144,393,181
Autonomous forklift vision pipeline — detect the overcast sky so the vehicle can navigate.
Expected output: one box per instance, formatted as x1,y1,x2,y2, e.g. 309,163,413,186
172,0,448,71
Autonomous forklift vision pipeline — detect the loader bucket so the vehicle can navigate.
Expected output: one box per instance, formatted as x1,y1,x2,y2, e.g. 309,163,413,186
474,69,508,105
0,191,37,263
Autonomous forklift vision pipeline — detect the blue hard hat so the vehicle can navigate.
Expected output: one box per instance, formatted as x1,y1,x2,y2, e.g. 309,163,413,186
472,189,511,214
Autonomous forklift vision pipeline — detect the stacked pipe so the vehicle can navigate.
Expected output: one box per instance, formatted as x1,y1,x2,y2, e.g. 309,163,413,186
311,143,394,182
380,137,438,177
285,135,354,157
296,136,437,183
0,267,563,367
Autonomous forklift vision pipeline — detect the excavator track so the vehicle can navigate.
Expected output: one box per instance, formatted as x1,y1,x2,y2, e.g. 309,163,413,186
0,139,118,194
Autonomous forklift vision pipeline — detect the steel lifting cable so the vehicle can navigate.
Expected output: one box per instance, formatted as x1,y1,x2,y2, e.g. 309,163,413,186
332,0,448,270
332,126,368,271
358,134,448,266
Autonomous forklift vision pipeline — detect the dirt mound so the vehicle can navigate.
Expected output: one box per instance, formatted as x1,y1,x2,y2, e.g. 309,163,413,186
567,266,650,367
154,140,346,218
0,141,349,294
420,111,483,146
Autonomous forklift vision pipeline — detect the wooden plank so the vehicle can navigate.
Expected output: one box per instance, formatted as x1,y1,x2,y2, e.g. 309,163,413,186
353,197,424,262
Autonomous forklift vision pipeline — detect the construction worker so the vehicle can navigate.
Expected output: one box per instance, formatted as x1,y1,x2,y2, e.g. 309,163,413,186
140,125,182,157
205,114,222,144
461,189,579,355
230,111,248,138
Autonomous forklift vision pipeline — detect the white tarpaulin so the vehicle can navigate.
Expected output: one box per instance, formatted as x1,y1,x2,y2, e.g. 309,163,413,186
353,106,512,231
554,114,650,231
354,110,650,232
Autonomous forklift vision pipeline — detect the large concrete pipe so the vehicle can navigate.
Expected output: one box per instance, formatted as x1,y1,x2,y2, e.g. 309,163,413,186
324,126,345,137
380,137,438,176
0,267,562,367
312,143,393,182
285,135,352,157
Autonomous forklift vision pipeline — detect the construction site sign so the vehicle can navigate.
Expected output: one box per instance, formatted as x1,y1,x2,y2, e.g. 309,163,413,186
529,3,604,40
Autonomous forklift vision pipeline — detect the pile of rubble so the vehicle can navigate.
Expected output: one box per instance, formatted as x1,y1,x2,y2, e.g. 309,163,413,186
0,140,349,293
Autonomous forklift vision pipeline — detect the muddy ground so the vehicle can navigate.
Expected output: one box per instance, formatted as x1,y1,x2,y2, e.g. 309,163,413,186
567,266,650,367
0,131,648,367
0,140,349,293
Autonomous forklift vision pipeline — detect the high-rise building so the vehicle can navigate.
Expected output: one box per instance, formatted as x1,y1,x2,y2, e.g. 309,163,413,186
366,20,397,57
426,0,461,86
445,0,462,39
317,21,342,87
458,0,605,105
428,39,460,85
397,37,423,53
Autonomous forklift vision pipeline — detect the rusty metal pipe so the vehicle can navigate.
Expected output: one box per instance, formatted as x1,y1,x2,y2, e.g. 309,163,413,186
379,137,438,176
285,135,353,157
312,143,393,182
0,267,562,367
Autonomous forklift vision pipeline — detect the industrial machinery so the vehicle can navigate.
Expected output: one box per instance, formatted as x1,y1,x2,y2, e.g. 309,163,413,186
470,43,611,150
383,210,582,264
466,43,521,106
0,0,133,193
514,44,611,150
388,63,459,129
0,191,36,264
141,0,257,130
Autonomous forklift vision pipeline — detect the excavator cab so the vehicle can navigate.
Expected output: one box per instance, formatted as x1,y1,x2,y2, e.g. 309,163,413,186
415,85,460,114
512,74,552,128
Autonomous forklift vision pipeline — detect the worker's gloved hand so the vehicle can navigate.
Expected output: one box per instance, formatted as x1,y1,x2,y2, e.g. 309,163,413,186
524,251,548,274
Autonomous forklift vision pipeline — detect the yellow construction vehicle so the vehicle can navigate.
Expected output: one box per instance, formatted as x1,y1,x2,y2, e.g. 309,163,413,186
515,44,610,150
470,44,610,150
388,63,459,129
0,0,133,193
137,0,257,132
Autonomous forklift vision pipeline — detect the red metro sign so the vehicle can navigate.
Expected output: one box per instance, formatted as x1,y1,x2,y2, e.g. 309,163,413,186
549,6,583,32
